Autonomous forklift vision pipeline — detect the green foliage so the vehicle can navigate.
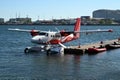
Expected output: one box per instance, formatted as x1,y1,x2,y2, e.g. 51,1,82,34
99,19,112,24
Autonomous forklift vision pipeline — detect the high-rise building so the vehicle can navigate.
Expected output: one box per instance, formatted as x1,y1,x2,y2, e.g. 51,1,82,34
93,9,120,21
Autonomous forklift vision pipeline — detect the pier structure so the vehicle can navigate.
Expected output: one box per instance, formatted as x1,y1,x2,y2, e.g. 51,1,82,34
64,39,119,55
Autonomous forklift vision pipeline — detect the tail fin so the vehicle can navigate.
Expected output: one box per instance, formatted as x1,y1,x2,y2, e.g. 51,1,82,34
74,18,81,39
74,18,81,32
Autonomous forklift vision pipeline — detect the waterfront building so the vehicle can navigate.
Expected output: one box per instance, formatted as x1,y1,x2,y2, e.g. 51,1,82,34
93,9,120,21
0,18,4,24
81,16,91,25
52,19,76,25
33,20,54,25
33,18,76,25
7,17,32,24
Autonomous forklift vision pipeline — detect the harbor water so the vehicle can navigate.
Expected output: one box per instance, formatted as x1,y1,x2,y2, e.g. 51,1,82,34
0,25,120,80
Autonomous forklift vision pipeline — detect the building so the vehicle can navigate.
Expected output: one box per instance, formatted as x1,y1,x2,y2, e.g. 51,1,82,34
53,19,76,25
81,16,91,25
7,17,32,24
33,18,76,25
81,16,91,20
0,18,4,24
93,9,120,21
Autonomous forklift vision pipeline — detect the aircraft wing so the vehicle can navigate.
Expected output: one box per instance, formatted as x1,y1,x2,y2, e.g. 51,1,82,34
8,28,48,33
8,28,33,32
60,29,113,35
79,29,113,33
8,28,113,34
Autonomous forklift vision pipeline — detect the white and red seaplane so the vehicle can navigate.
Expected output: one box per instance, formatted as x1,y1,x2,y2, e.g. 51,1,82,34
8,18,113,54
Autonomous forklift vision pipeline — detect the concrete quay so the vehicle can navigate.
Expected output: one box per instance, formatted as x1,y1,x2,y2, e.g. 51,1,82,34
64,39,119,55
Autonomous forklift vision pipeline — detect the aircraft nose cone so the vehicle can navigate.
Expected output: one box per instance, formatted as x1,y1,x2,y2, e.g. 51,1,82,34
31,37,38,43
31,36,41,43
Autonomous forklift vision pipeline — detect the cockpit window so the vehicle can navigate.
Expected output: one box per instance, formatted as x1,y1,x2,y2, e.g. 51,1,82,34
39,32,46,35
45,33,48,36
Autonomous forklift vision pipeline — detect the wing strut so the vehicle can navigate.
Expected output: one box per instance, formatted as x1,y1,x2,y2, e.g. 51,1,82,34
58,43,67,48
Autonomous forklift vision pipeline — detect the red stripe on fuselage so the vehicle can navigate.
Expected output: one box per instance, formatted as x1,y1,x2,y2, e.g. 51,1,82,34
47,39,60,44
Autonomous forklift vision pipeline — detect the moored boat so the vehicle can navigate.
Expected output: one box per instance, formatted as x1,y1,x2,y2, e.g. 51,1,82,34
105,44,120,50
87,47,106,54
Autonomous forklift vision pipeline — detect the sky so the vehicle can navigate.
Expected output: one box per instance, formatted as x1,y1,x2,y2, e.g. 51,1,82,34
0,0,120,21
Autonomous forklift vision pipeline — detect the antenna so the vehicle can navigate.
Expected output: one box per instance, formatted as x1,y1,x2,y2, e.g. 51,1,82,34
18,12,20,18
38,16,40,20
16,13,17,18
26,14,28,18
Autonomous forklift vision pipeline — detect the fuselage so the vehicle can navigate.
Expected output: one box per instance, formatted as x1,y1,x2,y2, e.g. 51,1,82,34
31,31,75,45
31,18,81,45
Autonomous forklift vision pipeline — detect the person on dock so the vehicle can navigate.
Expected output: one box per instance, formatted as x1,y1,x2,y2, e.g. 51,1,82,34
100,41,104,48
78,43,81,48
100,41,103,44
118,37,120,42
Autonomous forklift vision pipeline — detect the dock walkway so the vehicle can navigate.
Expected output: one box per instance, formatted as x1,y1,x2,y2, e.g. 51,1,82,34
64,39,118,54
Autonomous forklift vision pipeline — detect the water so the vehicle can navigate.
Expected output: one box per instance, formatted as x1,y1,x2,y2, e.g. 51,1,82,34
0,25,120,80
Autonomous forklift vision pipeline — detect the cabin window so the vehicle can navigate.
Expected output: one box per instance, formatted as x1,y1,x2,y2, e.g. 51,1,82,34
51,35,55,37
45,33,48,36
55,33,61,37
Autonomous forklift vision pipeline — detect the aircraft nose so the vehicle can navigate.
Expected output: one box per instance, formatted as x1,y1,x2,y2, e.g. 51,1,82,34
31,36,42,43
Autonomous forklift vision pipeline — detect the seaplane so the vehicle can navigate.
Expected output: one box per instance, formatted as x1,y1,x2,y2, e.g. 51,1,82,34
8,18,113,55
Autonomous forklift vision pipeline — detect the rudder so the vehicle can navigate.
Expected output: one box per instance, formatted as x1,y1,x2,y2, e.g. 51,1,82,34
74,18,81,39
